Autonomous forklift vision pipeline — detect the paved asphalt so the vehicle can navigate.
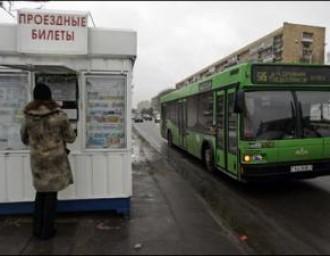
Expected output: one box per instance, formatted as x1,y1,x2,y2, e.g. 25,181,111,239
134,120,330,254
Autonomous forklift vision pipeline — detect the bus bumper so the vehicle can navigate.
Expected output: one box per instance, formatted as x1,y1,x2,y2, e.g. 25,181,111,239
241,160,330,182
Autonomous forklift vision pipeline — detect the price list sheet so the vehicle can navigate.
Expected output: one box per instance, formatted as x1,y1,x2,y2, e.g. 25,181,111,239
86,75,126,149
0,74,28,150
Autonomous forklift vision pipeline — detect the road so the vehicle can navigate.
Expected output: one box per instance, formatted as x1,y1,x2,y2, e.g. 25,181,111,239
134,121,330,254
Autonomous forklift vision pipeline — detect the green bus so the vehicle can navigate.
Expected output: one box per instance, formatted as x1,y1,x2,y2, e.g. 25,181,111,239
160,63,330,181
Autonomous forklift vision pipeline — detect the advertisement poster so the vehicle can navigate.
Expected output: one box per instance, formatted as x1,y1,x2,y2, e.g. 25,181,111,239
0,75,28,150
86,75,126,149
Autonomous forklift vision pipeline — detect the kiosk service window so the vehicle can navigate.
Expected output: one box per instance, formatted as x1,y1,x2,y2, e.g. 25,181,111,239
36,74,79,133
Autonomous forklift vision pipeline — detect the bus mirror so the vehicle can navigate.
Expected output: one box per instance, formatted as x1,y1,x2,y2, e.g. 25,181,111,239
234,91,245,113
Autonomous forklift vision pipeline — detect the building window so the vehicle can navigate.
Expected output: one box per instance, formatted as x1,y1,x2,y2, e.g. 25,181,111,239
302,32,313,39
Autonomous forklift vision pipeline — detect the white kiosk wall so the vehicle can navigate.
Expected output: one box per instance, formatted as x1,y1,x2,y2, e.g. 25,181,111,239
0,9,136,215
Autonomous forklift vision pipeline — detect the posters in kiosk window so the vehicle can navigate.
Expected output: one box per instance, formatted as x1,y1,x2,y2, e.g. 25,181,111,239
86,75,126,149
0,74,29,150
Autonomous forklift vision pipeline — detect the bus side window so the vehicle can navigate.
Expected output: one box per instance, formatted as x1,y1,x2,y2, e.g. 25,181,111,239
169,102,178,125
187,95,198,129
197,92,213,133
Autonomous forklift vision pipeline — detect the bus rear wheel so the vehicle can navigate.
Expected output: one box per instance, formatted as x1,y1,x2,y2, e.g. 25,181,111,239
204,147,215,173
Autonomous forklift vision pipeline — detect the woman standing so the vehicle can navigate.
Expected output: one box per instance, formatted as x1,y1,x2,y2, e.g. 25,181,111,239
20,82,76,240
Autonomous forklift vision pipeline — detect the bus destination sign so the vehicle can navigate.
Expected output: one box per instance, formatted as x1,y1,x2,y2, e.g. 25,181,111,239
252,65,330,85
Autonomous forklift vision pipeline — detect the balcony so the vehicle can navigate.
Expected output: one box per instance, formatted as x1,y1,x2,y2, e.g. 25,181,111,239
261,55,274,63
300,57,312,63
301,37,314,43
273,47,283,53
273,55,282,61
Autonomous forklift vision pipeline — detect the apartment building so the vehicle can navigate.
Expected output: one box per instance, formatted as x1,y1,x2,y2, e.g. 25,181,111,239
176,22,326,89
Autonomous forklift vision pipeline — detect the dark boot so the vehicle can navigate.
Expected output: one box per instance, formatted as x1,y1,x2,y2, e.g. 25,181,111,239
33,192,44,238
40,192,58,240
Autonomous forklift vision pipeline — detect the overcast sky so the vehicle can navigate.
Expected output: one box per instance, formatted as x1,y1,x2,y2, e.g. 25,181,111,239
1,1,329,107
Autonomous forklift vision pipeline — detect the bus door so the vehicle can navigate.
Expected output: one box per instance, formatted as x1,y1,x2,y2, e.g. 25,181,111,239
226,89,238,175
177,100,187,148
216,90,226,170
216,89,238,176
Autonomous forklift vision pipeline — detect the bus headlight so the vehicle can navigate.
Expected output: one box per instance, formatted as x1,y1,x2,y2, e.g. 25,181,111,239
243,155,252,163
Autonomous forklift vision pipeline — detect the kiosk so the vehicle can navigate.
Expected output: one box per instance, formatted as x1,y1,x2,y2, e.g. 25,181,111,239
0,9,137,215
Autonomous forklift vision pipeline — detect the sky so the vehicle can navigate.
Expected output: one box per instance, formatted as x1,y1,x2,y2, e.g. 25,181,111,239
0,1,329,108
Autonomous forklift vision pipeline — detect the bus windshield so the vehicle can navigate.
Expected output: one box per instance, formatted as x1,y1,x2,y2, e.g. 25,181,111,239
243,91,330,140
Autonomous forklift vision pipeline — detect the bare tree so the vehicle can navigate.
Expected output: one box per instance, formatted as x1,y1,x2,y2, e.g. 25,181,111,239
0,1,48,18
0,1,15,17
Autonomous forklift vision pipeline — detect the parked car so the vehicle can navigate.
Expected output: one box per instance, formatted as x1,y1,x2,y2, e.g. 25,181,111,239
154,113,161,123
134,114,144,123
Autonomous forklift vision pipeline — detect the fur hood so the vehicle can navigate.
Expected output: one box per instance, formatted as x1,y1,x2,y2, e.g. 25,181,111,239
24,100,60,117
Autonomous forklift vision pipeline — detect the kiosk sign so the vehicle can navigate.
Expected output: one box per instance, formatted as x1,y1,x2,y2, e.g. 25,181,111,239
17,9,88,55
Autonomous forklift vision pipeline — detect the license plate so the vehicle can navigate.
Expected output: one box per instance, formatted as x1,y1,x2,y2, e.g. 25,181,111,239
290,165,313,173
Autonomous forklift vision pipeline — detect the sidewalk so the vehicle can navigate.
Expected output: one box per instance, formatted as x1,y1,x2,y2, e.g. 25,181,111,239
0,134,246,255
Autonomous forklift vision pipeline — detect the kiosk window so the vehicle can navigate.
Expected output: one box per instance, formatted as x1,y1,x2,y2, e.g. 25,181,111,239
38,75,77,102
36,74,78,121
86,75,126,149
0,74,29,150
